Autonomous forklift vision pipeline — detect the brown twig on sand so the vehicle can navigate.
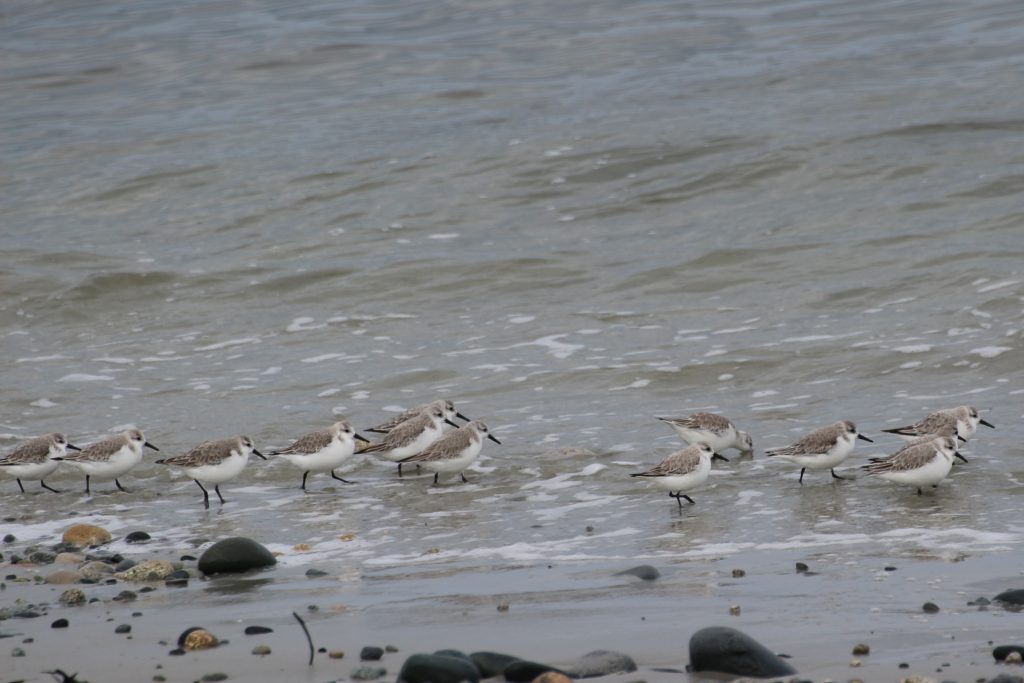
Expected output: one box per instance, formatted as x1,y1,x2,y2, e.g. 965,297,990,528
293,611,315,666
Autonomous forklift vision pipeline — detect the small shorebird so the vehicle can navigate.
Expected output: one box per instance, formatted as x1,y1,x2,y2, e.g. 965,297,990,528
862,435,962,495
882,405,993,442
765,420,872,483
656,412,753,456
359,405,459,475
630,442,726,508
156,435,264,508
365,399,468,434
398,420,500,484
0,433,80,493
54,428,158,494
270,420,367,490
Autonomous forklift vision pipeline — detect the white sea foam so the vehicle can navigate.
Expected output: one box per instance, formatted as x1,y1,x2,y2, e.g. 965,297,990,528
57,374,114,382
971,346,1012,358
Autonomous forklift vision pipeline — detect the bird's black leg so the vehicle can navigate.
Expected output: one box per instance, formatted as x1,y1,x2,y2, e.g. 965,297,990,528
214,485,226,504
397,463,403,477
331,471,354,484
115,479,128,492
798,468,806,484
916,487,923,496
831,469,846,480
301,471,309,491
16,479,25,493
40,480,61,493
460,472,469,483
85,475,91,494
195,480,210,508
433,473,439,485
682,494,695,504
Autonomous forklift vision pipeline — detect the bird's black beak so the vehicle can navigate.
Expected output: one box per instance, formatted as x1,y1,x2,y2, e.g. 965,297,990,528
980,418,995,429
487,434,501,444
712,453,729,462
66,443,82,451
857,434,873,443
253,449,267,460
957,434,967,443
354,433,369,443
444,419,460,428
455,411,470,422
144,442,160,451
954,451,968,463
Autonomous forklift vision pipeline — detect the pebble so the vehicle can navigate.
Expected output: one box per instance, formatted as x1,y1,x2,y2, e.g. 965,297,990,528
689,626,797,677
995,590,1024,606
51,618,69,628
351,666,388,680
201,674,227,682
728,605,741,616
29,550,57,565
329,651,345,659
11,647,25,657
504,660,571,682
565,649,637,678
62,524,112,548
1007,652,1024,665
59,588,86,606
795,562,809,573
79,561,115,582
3,534,15,543
398,653,481,683
731,569,746,578
244,626,274,635
615,565,660,581
305,568,328,577
125,531,152,544
115,624,132,634
181,628,219,650
852,643,870,655
117,559,175,582
112,590,137,602
532,674,572,683
252,645,271,656
164,569,190,586
54,552,85,565
46,570,82,585
497,601,510,612
922,602,940,613
361,645,385,661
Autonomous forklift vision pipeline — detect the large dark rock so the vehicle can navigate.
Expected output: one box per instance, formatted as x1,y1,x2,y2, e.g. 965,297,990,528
198,538,276,575
565,650,636,678
988,675,1024,683
994,590,1024,606
398,654,480,683
503,660,571,682
688,626,797,677
994,645,1024,661
469,652,521,678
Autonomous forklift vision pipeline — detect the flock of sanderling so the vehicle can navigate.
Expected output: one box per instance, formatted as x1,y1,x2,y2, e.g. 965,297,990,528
0,401,994,510
635,405,994,507
0,400,498,508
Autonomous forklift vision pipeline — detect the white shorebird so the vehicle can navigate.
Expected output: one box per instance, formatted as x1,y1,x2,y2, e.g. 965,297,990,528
765,420,872,483
862,435,962,495
882,405,993,442
359,405,459,475
156,435,265,508
54,428,158,494
365,399,468,434
630,441,726,508
656,412,753,457
398,420,501,484
0,433,80,493
270,420,366,490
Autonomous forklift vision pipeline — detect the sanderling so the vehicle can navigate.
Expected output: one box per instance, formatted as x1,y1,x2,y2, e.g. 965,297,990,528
156,435,265,508
359,405,459,475
365,399,468,434
765,420,872,483
882,405,994,442
0,433,80,493
656,412,753,456
270,420,367,490
54,428,158,494
630,441,726,508
398,420,500,484
861,435,961,495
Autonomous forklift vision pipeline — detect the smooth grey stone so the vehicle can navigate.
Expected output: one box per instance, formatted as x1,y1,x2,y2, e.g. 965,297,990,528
29,550,56,565
361,645,385,661
616,565,660,581
566,650,637,678
688,626,797,677
470,652,521,678
398,654,480,683
197,537,276,575
351,666,387,680
994,589,1024,605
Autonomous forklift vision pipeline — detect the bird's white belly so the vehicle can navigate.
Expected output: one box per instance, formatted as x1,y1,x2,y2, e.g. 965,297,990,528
186,453,248,484
284,442,351,472
379,426,442,462
879,456,952,487
74,446,142,479
418,443,482,474
2,459,59,480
